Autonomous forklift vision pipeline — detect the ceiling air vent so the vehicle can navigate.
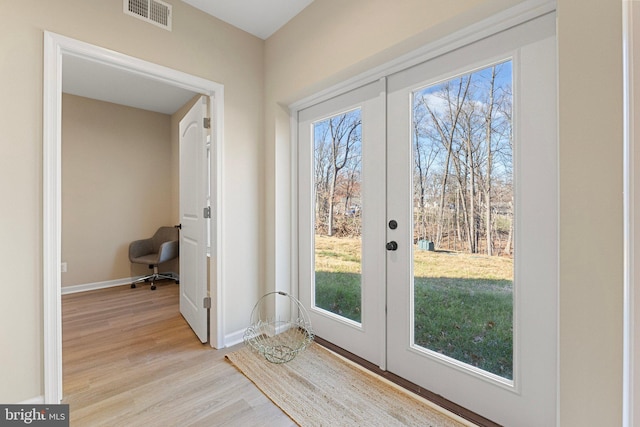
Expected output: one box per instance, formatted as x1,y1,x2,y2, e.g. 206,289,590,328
124,0,172,31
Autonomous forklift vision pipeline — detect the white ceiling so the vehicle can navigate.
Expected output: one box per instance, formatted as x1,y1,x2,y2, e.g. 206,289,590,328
63,55,199,115
62,1,313,114
182,0,314,39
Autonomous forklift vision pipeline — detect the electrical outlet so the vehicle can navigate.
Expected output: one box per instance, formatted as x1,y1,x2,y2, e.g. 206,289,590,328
61,262,67,273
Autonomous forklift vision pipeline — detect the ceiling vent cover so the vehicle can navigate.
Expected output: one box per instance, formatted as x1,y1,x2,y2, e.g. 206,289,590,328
124,0,172,31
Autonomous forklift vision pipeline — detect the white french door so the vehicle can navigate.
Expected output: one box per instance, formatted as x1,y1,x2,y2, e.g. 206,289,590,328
298,11,557,426
298,79,386,366
386,13,557,426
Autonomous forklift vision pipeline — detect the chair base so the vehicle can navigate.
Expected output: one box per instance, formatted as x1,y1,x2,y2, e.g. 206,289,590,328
131,266,177,290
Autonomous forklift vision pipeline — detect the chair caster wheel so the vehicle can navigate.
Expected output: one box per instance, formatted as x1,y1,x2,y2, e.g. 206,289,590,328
175,280,179,284
131,283,136,289
151,285,157,290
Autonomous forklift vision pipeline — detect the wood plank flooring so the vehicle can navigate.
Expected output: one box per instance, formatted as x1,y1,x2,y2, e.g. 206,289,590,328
62,283,296,427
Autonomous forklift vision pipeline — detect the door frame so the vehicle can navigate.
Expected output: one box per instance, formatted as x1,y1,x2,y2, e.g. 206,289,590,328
43,31,225,404
289,0,556,417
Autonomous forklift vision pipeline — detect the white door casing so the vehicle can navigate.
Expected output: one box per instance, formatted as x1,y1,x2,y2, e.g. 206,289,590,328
294,8,557,426
179,96,209,343
43,32,225,403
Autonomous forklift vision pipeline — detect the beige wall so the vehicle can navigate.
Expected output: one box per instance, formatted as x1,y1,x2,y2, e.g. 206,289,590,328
61,94,175,287
557,0,623,425
0,0,627,424
0,0,263,403
264,0,623,425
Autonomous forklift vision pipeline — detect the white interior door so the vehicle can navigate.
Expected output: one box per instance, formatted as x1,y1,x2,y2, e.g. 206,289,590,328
386,13,557,426
298,80,386,366
179,96,209,343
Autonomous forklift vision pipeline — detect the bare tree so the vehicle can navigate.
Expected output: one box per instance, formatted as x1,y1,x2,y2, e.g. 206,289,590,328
314,123,331,232
483,66,497,255
313,111,362,236
413,61,512,256
413,105,439,242
420,76,471,248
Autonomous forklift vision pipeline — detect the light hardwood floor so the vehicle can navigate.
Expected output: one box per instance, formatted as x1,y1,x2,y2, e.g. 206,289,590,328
62,283,296,426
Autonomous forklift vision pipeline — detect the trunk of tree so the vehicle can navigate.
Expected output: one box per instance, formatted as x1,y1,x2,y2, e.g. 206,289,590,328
435,149,451,248
503,198,514,256
452,158,472,254
466,140,476,253
455,185,463,251
414,123,427,241
461,185,472,253
328,171,337,236
485,66,496,256
485,185,492,255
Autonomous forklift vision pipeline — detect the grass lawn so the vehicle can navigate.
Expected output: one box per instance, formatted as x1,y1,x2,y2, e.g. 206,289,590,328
314,235,514,379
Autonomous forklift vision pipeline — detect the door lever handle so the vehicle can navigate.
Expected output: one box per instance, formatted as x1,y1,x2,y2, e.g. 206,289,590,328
386,241,398,251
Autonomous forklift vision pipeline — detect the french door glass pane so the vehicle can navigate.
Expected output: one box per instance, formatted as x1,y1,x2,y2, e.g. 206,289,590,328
412,61,514,379
313,109,363,323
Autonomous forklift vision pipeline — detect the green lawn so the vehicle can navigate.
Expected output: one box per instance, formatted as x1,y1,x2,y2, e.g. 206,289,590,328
314,235,514,379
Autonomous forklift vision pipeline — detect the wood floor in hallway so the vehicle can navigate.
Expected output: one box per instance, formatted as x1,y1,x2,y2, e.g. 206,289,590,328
62,283,295,426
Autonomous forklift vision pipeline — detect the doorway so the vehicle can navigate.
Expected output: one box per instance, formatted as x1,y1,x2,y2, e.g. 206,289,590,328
295,11,557,426
43,32,224,404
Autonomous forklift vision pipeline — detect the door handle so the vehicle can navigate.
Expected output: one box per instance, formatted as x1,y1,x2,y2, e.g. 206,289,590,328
386,241,398,251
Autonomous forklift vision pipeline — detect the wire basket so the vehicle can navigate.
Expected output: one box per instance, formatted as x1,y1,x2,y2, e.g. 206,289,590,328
243,291,314,364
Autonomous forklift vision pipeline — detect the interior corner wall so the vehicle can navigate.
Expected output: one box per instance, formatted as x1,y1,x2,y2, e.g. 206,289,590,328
61,94,173,287
1,0,263,403
557,0,623,425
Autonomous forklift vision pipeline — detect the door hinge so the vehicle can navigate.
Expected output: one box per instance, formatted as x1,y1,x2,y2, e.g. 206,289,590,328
203,296,211,309
203,206,211,218
203,117,211,129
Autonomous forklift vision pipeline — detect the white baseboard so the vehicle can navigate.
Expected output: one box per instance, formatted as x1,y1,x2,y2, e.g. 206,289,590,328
61,273,179,295
224,325,290,349
61,277,139,295
225,329,246,348
20,395,45,404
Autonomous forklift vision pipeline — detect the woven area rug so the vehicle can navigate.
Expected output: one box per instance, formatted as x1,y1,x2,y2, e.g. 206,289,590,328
225,343,472,427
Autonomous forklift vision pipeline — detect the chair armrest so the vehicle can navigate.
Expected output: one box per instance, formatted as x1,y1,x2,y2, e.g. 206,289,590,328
157,240,179,264
129,238,153,262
